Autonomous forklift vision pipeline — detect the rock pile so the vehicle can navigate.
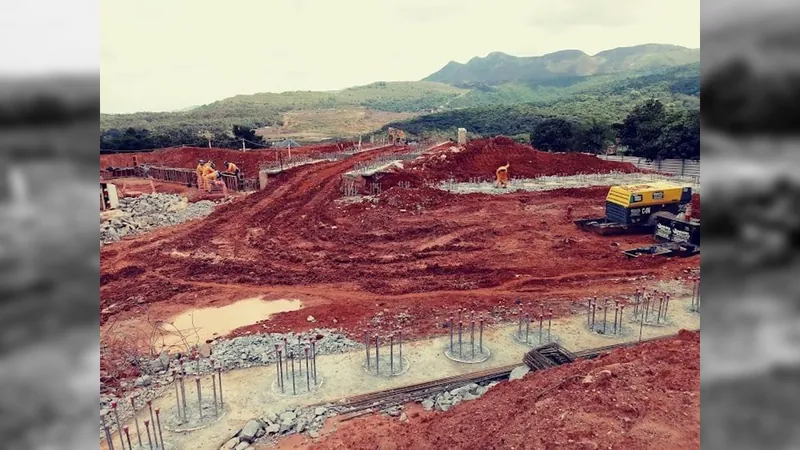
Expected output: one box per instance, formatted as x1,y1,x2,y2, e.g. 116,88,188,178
222,404,340,449
100,193,218,244
419,381,499,412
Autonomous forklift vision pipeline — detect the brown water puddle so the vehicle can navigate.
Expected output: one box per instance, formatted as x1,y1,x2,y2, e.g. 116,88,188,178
155,297,302,350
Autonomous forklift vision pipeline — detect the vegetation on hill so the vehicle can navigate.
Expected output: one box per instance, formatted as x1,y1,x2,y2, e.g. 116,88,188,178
100,45,699,151
424,44,699,84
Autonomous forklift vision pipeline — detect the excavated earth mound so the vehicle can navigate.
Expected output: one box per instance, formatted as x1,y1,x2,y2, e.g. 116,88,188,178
380,136,640,187
310,330,700,450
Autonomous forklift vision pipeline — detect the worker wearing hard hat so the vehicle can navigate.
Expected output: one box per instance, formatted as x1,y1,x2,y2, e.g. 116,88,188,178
223,161,240,176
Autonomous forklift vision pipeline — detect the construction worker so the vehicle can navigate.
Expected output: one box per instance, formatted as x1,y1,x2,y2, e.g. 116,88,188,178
196,159,206,187
203,168,222,192
199,160,215,190
222,160,240,176
495,163,510,189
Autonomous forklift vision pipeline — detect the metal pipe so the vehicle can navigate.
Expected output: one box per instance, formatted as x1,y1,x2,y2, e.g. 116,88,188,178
123,426,132,450
101,413,114,450
131,395,143,444
147,400,158,448
144,420,153,450
112,401,125,450
155,409,165,450
195,377,203,419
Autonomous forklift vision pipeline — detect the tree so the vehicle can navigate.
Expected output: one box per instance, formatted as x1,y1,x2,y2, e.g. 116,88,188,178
658,110,700,160
572,120,612,154
199,130,214,148
231,125,267,148
531,118,575,151
616,99,667,160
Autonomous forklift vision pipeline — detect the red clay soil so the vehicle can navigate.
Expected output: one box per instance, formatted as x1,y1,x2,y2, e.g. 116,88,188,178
307,330,700,450
99,141,356,177
380,137,639,188
100,140,698,388
690,193,700,219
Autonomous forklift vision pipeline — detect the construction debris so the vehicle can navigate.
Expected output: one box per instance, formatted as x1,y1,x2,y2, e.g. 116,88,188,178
101,193,219,244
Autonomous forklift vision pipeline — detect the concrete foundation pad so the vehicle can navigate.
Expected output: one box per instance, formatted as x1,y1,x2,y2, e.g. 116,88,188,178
444,346,491,364
362,356,411,377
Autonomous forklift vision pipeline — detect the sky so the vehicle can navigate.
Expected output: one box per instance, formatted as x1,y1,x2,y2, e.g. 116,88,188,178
0,0,99,75
101,0,701,114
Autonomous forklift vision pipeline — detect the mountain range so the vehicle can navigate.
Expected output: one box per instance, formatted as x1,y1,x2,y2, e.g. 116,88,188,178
100,44,700,143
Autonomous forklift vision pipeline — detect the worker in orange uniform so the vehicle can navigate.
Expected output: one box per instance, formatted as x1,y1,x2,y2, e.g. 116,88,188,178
199,160,216,190
495,163,510,189
196,160,206,188
222,161,240,176
203,167,222,192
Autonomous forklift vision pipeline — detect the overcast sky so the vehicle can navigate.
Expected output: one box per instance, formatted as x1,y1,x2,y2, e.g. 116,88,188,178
0,0,98,75
100,0,700,114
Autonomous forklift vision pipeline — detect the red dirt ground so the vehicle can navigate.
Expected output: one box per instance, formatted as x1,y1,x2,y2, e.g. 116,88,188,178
379,137,640,188
304,330,700,450
99,141,357,177
100,139,698,385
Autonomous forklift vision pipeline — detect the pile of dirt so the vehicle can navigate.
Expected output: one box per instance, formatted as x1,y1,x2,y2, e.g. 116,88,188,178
99,141,356,176
379,137,639,188
310,331,700,450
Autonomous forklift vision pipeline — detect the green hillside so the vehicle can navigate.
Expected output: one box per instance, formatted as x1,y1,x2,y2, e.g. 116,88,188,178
100,44,700,149
424,44,699,85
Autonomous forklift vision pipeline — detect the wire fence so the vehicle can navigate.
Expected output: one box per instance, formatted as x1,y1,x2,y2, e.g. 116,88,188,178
597,155,700,178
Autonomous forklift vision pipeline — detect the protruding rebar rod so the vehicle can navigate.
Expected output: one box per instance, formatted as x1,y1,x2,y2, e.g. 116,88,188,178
519,308,525,337
619,305,625,332
639,306,645,342
587,298,592,324
131,395,143,444
179,373,187,412
389,334,394,374
112,401,125,450
398,330,403,367
305,347,311,390
470,320,475,359
311,339,317,385
144,420,153,450
691,279,697,309
547,312,552,343
458,321,463,358
591,301,597,327
147,400,158,448
289,352,297,395
479,319,484,351
297,338,303,377
123,426,132,450
634,289,640,316
602,306,608,334
101,413,114,450
450,316,455,353
664,294,670,319
277,348,284,392
212,369,219,416
155,408,165,450
375,336,380,373
538,314,543,344
172,372,183,424
195,377,203,419
283,337,289,380
525,314,530,343
217,367,223,408
644,296,650,322
365,330,370,370
613,305,619,334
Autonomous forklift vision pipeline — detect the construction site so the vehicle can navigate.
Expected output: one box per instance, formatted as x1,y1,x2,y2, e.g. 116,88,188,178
99,133,701,450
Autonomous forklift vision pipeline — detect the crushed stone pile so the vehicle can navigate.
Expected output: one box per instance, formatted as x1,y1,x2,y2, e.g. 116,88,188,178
100,193,218,244
230,404,341,448
419,381,500,412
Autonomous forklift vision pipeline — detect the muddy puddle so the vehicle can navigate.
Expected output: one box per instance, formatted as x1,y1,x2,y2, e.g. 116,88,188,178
156,297,302,350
